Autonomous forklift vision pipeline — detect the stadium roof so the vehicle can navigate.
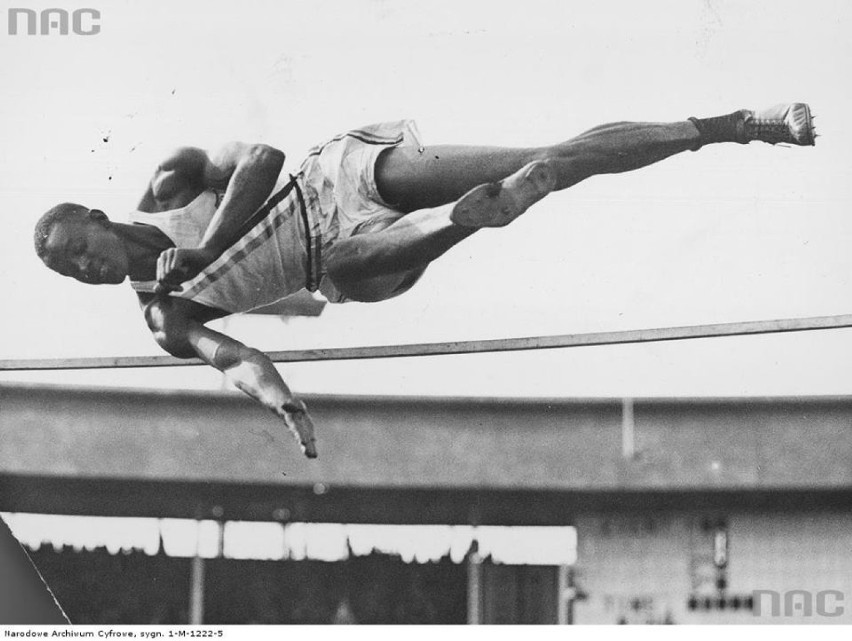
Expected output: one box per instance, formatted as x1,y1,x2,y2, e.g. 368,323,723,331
2,383,852,523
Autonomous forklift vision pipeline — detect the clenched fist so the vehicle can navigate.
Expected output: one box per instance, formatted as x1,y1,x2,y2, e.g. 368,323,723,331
155,247,219,293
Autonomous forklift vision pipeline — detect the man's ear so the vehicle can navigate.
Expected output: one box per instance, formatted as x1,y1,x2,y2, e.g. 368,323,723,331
88,209,109,224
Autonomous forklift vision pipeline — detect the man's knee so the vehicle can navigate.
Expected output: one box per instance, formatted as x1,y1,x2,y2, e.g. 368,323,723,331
328,267,426,303
324,213,404,279
143,299,196,359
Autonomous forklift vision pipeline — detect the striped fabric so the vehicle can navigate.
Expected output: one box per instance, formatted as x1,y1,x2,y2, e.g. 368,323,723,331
130,120,423,311
178,175,315,298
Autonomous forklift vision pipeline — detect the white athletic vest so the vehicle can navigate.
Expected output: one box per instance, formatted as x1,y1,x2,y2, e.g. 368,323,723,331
129,175,322,313
129,120,420,310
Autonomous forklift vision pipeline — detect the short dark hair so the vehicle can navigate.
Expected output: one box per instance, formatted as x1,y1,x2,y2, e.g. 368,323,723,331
33,203,90,261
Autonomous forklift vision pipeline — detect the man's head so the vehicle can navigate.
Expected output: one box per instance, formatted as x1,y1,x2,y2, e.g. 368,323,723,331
34,203,129,285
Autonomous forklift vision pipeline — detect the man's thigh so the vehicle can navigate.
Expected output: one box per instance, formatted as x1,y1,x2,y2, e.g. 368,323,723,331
374,144,539,213
325,211,426,303
332,267,427,303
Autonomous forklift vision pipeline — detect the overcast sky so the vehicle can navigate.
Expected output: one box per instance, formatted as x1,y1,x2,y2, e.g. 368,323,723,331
1,0,851,398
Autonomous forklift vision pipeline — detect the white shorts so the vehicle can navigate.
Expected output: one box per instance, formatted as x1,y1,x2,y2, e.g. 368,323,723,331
298,120,425,302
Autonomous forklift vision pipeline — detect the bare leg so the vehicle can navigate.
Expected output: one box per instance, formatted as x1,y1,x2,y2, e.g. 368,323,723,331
375,120,701,211
327,120,701,299
325,197,473,292
373,103,816,212
326,161,556,297
328,105,815,300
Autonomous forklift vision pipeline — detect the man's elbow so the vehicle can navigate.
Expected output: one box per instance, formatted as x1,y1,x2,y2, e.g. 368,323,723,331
145,300,195,359
209,343,264,371
154,331,196,359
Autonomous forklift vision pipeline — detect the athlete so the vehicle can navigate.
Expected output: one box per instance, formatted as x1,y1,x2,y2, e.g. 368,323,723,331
33,104,816,459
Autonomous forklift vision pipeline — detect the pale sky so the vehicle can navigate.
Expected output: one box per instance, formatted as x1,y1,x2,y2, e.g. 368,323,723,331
1,0,851,397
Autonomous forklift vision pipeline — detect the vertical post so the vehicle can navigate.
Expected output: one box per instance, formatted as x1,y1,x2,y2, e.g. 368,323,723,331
188,519,206,625
189,554,205,624
557,564,569,624
216,519,226,558
622,397,635,459
467,540,482,625
557,565,577,625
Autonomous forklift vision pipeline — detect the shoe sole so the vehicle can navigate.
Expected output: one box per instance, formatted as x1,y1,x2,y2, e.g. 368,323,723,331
750,102,817,146
798,103,816,146
450,161,557,228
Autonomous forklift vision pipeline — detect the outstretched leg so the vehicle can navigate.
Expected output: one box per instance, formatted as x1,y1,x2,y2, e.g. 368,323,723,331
329,104,814,300
326,160,557,299
330,118,704,294
375,103,815,212
376,120,702,212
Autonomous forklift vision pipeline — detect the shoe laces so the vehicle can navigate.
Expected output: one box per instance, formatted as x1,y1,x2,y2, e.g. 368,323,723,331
746,116,795,144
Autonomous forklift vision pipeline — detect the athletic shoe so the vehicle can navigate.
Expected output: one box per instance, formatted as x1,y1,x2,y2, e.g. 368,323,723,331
741,103,815,146
450,160,557,228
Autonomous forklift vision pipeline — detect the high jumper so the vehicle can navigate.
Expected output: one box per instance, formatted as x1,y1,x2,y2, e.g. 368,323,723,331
32,104,816,458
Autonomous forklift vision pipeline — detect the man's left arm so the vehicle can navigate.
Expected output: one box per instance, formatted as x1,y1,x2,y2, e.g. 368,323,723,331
156,142,285,292
143,295,318,458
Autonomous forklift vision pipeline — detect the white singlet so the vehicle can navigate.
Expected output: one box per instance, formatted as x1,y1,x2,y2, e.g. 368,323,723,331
129,120,423,312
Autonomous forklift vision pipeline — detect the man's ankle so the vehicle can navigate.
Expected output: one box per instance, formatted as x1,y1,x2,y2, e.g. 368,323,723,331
688,110,748,150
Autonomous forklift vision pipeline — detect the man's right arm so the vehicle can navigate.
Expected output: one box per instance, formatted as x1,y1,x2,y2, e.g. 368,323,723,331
142,297,318,458
141,143,286,293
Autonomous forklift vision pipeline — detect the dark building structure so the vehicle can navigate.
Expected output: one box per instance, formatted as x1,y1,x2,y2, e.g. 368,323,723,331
2,383,851,624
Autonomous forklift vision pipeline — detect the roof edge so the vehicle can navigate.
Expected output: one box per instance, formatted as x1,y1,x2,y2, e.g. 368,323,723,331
3,381,852,407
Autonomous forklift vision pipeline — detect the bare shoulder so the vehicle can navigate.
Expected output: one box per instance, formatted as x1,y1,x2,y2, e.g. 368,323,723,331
138,147,209,210
136,141,282,212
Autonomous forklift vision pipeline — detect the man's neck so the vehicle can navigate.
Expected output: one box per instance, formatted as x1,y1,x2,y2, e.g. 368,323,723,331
112,222,174,281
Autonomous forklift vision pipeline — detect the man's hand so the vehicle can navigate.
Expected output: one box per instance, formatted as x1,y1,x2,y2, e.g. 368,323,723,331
277,399,318,458
155,247,219,293
143,298,320,460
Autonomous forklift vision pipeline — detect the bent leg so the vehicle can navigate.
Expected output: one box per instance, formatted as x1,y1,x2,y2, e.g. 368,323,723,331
335,116,699,296
325,200,471,296
376,120,702,212
324,210,441,302
353,106,812,300
326,161,555,299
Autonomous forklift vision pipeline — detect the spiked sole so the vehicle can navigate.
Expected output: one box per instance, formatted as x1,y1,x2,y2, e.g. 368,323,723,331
450,161,557,228
800,103,816,146
746,102,817,146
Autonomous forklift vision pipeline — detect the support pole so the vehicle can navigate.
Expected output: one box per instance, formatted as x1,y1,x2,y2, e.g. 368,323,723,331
188,518,206,625
467,541,482,625
557,564,570,625
189,553,205,625
622,397,635,459
557,565,577,625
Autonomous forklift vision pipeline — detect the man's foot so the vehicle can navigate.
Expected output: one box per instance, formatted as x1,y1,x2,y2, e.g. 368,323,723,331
740,103,816,146
450,160,557,228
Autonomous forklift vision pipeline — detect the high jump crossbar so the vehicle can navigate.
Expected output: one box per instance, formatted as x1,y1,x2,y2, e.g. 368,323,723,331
1,314,851,371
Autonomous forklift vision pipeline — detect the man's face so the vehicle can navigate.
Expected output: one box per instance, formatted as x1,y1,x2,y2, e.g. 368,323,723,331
43,213,129,285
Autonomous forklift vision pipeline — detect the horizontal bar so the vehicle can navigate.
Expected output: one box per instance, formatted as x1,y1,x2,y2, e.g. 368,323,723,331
2,314,851,371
